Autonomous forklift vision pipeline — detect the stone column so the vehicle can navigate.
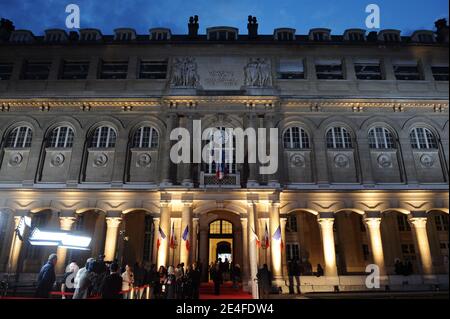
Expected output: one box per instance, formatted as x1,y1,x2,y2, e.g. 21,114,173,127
199,228,209,281
241,218,249,283
152,218,160,265
180,202,193,265
358,138,375,185
246,113,259,187
409,214,433,276
269,202,283,281
56,215,76,274
157,202,171,267
160,113,178,186
364,212,385,275
247,201,259,299
7,216,23,273
192,218,199,262
181,115,194,187
317,213,338,277
104,217,122,262
280,217,288,277
264,114,280,187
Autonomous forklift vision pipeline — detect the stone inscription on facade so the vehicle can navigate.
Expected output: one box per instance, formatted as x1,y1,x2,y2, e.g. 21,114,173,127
194,57,272,90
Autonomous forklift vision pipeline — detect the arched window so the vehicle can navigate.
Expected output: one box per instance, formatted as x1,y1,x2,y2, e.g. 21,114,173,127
203,127,236,174
368,127,396,149
410,127,438,149
132,126,158,148
5,126,33,148
283,127,310,149
326,127,352,149
90,126,117,148
209,220,233,235
47,126,74,148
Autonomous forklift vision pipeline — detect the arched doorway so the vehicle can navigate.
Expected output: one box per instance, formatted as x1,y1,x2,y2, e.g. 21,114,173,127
209,219,233,265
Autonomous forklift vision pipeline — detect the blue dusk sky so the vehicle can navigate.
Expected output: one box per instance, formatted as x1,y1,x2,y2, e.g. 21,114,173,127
0,0,448,35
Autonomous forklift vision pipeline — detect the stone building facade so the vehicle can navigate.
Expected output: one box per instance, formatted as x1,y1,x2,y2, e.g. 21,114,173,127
0,18,448,295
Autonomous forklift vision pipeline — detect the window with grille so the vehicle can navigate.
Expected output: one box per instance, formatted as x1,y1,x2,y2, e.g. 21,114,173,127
90,126,117,148
143,215,154,262
283,127,310,149
348,32,365,42
383,33,400,42
354,59,382,80
435,215,449,231
139,60,168,79
326,127,352,149
432,66,449,81
132,127,159,148
6,126,33,148
99,60,128,79
315,59,344,80
410,127,438,149
286,215,298,233
401,244,416,261
276,31,294,41
397,214,411,232
368,127,396,149
393,61,421,80
60,61,89,80
209,220,233,235
0,63,13,80
0,211,8,251
286,243,300,261
203,127,236,174
278,60,304,79
21,61,51,80
312,32,329,41
47,126,74,148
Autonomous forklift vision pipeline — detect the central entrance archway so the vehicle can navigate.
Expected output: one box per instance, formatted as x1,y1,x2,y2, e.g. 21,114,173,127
198,210,243,282
209,219,234,265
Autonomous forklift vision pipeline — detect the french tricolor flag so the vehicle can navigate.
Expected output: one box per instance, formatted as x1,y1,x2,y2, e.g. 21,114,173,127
169,223,176,249
157,226,166,250
182,225,190,251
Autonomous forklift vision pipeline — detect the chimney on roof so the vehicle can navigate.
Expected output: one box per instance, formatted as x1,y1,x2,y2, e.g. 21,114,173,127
188,15,199,38
435,18,449,43
0,18,15,42
247,15,258,39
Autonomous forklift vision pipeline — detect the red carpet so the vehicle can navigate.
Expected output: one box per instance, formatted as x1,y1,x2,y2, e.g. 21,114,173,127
199,282,253,300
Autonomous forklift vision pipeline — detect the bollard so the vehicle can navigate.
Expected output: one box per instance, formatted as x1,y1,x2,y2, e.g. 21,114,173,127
146,285,150,299
129,287,134,299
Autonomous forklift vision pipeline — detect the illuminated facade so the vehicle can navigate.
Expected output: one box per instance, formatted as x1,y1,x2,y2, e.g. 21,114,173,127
0,19,448,295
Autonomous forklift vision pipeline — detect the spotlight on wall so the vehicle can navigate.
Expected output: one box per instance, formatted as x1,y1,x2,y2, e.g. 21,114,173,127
28,228,92,250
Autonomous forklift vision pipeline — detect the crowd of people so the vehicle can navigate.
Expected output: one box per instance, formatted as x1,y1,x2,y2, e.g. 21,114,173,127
35,253,207,299
208,258,242,295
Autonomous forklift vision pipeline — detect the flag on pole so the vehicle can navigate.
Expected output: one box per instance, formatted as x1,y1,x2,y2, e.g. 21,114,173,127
182,225,190,251
251,228,261,248
157,226,166,250
272,225,283,250
263,223,270,249
169,223,176,249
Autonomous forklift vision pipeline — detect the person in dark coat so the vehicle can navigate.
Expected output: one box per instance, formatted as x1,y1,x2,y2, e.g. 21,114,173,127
257,264,272,299
316,264,324,277
190,263,201,299
35,253,58,298
101,262,123,299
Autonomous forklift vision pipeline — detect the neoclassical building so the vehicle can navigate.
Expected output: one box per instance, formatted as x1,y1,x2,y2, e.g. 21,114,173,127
0,17,448,296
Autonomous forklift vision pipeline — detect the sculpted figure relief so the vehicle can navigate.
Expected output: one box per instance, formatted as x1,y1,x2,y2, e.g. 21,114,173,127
171,57,199,87
244,58,272,87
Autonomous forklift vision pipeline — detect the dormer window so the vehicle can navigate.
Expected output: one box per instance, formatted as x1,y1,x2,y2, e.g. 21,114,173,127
114,28,136,41
9,30,35,43
411,30,435,43
309,28,331,41
207,27,238,41
392,59,421,81
149,28,171,41
378,30,401,43
344,29,366,42
44,29,68,43
79,29,102,42
274,28,296,41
